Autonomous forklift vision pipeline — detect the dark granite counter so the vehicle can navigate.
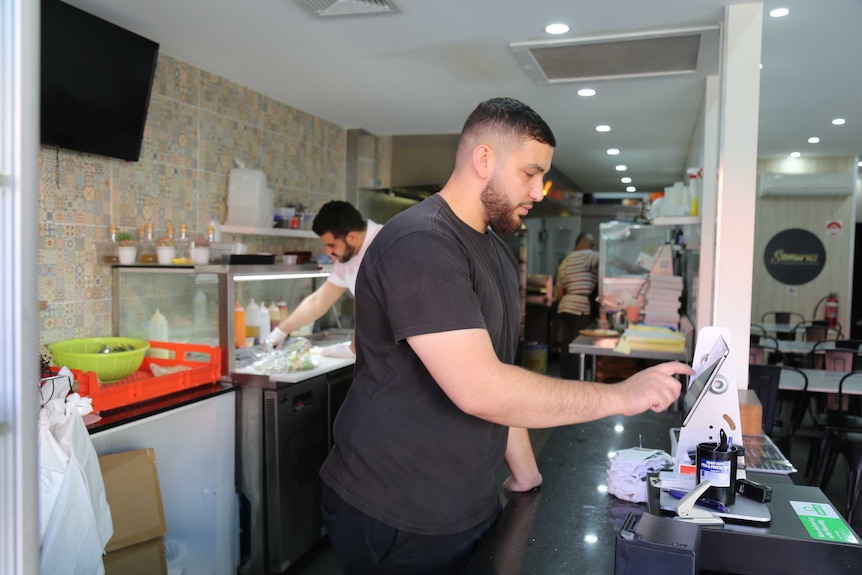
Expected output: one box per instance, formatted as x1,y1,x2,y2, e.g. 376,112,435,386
466,410,684,574
465,409,862,574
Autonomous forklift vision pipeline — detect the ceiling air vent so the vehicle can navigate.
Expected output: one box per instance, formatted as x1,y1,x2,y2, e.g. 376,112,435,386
300,0,399,17
511,26,719,84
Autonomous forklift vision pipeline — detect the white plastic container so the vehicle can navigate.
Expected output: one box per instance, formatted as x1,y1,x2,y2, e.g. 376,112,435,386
256,304,271,344
148,309,170,359
225,168,273,228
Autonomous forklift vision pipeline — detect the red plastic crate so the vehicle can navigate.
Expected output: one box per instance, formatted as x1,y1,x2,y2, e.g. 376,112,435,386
55,341,222,413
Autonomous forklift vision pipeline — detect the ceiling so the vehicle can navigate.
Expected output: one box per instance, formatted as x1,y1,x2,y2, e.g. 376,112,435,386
61,0,862,194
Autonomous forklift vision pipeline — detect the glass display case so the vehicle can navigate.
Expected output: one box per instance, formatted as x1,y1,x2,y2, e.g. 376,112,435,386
599,220,700,309
112,264,342,375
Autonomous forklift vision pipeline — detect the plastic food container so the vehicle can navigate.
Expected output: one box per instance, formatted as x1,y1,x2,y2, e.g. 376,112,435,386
47,337,150,382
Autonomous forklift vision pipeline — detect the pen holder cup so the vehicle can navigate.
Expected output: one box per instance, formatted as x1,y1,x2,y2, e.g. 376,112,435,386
696,442,739,507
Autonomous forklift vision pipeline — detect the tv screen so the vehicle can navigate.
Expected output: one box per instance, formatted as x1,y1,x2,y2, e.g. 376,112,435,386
40,0,159,161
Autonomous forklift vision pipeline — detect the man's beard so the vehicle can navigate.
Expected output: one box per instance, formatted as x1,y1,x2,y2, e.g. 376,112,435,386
481,175,524,234
337,243,356,263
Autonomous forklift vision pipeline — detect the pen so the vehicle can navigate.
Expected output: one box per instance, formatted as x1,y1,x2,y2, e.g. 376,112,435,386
667,489,728,513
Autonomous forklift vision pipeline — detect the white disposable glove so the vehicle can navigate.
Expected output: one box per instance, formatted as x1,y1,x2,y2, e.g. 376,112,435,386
267,326,287,349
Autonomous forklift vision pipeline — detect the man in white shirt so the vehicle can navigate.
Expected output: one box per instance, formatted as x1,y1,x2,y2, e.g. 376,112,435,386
267,201,382,348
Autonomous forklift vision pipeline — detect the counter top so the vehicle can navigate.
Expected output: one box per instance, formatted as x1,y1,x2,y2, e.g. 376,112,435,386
464,411,861,574
86,382,236,434
465,410,684,574
232,354,355,384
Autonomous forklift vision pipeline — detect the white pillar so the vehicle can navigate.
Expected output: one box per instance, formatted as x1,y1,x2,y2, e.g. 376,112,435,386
713,3,763,389
696,74,720,334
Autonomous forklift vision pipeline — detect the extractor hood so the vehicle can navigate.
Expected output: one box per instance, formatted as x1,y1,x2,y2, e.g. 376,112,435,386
348,131,459,191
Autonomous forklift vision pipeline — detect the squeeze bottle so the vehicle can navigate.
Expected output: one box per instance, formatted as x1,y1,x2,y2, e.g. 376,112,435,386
245,299,260,341
256,303,271,345
268,302,280,331
234,301,246,348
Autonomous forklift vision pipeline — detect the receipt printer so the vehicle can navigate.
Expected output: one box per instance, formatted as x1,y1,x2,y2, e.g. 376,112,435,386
615,512,701,575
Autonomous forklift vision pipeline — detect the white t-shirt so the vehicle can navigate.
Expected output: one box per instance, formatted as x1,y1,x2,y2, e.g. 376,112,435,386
326,220,383,295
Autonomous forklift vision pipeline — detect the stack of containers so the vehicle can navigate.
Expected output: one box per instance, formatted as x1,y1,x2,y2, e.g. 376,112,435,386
224,167,274,228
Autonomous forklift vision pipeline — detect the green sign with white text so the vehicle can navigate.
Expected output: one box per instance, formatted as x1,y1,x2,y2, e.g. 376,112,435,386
790,501,859,544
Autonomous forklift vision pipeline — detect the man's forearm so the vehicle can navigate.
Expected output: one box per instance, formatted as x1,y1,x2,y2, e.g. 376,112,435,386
409,329,687,429
504,427,542,491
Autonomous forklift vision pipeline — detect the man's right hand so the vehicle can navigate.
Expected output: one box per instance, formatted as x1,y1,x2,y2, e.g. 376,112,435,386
615,361,692,415
267,326,288,349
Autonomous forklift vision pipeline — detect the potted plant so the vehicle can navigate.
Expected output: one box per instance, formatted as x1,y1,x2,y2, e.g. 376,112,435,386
116,232,137,265
155,236,176,265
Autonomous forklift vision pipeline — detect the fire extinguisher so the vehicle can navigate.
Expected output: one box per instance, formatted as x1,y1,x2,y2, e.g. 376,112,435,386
824,292,839,328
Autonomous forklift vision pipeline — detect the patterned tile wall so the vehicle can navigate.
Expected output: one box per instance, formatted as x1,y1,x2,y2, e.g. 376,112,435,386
39,53,347,348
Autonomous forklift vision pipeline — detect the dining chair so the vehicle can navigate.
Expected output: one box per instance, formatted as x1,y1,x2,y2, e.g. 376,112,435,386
783,366,833,483
748,363,782,436
761,311,805,341
749,334,783,366
815,371,862,523
792,320,843,343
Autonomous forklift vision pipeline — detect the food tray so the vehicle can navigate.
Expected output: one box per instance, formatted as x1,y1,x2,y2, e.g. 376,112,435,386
579,328,621,338
55,341,221,413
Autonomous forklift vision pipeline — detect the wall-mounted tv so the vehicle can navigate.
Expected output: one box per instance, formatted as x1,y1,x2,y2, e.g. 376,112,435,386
40,0,160,162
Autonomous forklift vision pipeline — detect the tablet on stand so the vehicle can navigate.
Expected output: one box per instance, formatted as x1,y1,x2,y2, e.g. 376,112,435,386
673,327,745,480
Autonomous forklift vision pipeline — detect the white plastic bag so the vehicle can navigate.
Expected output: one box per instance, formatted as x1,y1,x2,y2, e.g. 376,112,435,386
38,391,113,574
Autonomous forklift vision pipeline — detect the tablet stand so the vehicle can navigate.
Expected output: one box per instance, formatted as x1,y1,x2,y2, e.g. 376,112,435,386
675,326,745,478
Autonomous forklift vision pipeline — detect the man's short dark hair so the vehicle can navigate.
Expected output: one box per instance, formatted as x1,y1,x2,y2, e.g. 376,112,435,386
460,97,556,148
312,201,366,238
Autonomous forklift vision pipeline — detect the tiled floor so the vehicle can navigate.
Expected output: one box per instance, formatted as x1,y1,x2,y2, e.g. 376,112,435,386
285,360,862,575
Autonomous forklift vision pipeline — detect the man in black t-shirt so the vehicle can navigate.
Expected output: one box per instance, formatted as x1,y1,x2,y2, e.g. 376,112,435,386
319,98,692,574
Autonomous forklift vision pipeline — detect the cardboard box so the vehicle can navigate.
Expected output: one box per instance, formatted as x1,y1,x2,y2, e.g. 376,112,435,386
103,537,167,575
99,448,168,574
738,389,763,436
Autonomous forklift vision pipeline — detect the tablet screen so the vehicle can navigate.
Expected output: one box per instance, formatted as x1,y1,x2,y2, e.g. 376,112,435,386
682,335,730,426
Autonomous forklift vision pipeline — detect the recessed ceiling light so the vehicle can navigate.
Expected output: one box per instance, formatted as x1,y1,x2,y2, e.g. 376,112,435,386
790,152,801,158
759,63,763,69
621,177,632,184
545,23,569,35
578,88,596,97
769,8,789,18
832,118,846,126
626,186,636,192
607,148,620,155
595,124,611,132
808,137,820,144
615,165,627,172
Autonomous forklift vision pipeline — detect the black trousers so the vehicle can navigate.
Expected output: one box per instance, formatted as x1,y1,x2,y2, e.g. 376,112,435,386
558,312,593,379
322,483,500,574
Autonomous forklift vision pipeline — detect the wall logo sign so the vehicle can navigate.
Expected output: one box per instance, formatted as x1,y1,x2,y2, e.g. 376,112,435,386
764,228,826,285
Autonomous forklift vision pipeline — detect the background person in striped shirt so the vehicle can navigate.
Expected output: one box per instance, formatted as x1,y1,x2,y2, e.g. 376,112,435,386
556,232,599,378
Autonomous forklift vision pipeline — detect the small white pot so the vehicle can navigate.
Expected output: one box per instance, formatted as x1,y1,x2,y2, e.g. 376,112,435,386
117,246,137,265
156,246,176,265
191,246,210,265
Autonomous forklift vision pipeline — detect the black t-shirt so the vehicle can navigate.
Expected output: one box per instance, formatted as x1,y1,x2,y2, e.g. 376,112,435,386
319,194,521,535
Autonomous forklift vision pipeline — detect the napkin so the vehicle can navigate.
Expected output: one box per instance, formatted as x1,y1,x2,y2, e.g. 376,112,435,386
607,447,674,503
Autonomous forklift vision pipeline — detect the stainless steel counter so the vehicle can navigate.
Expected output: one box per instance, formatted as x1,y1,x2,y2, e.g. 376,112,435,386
569,334,689,380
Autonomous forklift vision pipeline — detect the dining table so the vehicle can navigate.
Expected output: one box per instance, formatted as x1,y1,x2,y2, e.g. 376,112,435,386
752,322,796,335
779,368,862,395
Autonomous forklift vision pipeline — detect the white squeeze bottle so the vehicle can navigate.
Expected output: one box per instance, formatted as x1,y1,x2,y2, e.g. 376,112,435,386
256,303,271,345
245,298,260,342
148,309,170,359
194,290,208,331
